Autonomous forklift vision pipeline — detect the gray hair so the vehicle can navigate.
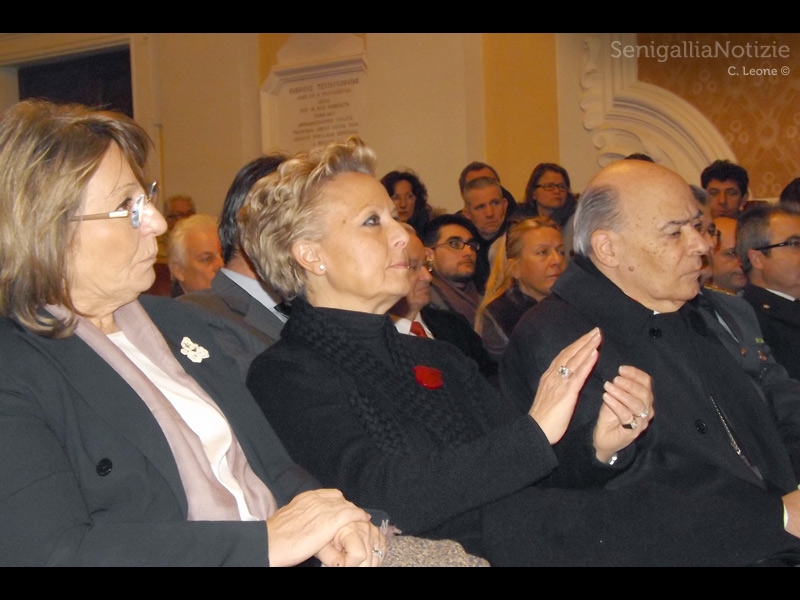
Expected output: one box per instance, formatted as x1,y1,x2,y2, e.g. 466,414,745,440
572,184,625,257
168,213,219,269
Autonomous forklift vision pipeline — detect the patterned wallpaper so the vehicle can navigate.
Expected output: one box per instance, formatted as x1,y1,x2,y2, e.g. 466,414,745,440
637,33,800,199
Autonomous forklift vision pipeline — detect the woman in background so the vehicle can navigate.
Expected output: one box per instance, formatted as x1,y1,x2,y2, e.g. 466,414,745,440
380,169,432,235
516,163,577,256
241,136,654,565
475,216,566,361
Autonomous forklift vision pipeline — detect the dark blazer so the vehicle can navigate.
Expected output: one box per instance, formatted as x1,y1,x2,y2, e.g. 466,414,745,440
742,283,800,381
498,256,800,566
179,270,285,378
0,295,317,566
420,304,498,382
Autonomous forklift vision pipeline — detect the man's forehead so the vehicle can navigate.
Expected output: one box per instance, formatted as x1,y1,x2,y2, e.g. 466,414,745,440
407,237,426,260
466,185,503,205
769,212,800,236
706,179,741,191
438,224,472,240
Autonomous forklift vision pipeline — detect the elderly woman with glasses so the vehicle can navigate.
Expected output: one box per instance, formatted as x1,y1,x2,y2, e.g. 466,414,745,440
240,136,654,565
475,217,566,361
0,100,389,567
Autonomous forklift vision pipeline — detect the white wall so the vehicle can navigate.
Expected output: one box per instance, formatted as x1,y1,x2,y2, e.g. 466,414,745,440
363,33,485,214
153,33,261,215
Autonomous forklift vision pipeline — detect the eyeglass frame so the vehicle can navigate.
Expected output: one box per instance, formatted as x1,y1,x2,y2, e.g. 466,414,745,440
408,259,434,273
71,181,158,229
432,237,480,253
535,183,569,192
753,237,800,253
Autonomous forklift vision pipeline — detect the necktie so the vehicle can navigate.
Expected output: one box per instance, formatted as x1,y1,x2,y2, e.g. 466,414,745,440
410,320,429,338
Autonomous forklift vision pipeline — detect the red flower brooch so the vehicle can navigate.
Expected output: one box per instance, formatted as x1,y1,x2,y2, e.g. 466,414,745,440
413,365,443,390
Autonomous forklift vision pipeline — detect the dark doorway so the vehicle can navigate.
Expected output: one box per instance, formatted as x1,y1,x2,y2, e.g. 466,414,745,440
18,47,133,117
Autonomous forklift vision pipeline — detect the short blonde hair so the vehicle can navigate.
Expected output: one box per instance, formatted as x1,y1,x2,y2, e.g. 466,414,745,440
238,136,377,300
0,100,150,337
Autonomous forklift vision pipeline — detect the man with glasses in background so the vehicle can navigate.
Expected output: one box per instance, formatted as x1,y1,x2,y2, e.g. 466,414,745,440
739,203,800,380
421,214,483,327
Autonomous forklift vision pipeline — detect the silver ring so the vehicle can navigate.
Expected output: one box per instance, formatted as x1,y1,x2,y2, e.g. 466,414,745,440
372,547,384,559
558,365,572,379
636,409,649,419
622,419,639,430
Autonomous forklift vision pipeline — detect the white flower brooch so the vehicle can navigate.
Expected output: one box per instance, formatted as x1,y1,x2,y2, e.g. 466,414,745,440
180,337,210,363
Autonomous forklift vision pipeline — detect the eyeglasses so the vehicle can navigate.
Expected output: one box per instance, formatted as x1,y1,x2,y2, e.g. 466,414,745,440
433,237,480,252
535,183,568,192
72,182,158,229
408,259,434,273
754,238,800,253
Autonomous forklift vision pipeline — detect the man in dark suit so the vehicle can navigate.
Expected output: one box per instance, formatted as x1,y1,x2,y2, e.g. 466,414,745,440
389,227,497,381
180,155,288,378
738,203,800,381
499,159,800,566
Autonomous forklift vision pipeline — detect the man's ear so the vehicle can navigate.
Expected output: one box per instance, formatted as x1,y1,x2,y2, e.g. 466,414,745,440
590,229,621,269
748,247,765,271
425,247,435,263
169,260,186,283
462,202,473,221
291,240,325,275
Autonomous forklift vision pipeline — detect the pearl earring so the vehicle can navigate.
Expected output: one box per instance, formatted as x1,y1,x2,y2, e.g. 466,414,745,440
319,264,326,271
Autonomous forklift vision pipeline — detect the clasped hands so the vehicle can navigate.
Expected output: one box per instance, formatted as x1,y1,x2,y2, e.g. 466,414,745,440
267,488,386,567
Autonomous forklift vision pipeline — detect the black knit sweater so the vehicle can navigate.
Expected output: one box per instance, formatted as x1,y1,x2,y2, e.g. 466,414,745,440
246,297,556,558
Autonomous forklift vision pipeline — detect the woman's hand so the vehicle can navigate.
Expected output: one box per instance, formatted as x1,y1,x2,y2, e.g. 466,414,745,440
593,365,654,463
266,488,385,567
528,328,602,444
317,520,387,567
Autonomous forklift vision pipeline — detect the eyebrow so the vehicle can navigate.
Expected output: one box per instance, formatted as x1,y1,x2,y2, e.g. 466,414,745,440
659,209,702,230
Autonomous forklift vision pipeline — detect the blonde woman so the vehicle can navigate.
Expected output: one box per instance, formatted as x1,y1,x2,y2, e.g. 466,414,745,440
475,217,566,360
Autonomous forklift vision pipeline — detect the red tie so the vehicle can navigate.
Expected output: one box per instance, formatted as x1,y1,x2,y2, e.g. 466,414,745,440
410,320,429,338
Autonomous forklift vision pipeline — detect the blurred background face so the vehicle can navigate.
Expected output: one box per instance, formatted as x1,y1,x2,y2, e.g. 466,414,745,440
428,224,477,283
404,235,433,313
712,217,747,293
697,202,715,285
464,184,507,239
752,213,800,299
532,170,569,215
166,197,196,231
391,179,416,223
511,226,565,301
172,225,224,293
706,179,744,219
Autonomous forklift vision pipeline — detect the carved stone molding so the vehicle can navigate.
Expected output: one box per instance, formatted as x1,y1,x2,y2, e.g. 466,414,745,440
580,33,735,183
